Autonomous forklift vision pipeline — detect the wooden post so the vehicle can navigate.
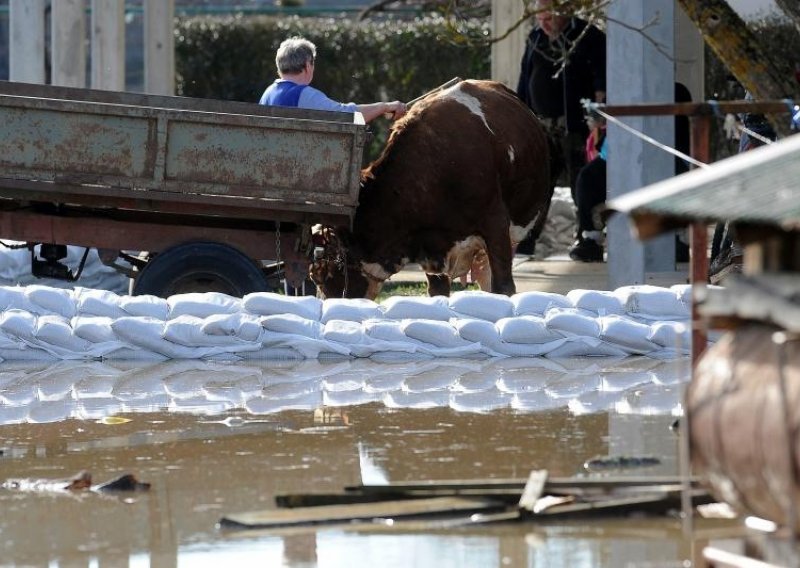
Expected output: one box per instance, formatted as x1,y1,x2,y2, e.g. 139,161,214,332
9,0,46,83
52,0,87,88
490,0,527,89
144,0,175,95
689,114,710,366
91,0,125,91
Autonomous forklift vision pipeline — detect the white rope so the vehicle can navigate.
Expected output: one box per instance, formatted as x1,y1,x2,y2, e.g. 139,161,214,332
586,101,709,169
735,123,775,146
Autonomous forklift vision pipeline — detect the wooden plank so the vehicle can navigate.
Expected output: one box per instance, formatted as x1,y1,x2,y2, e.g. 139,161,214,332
531,489,712,518
351,475,703,494
702,546,782,568
518,470,548,512
278,478,708,511
220,497,506,530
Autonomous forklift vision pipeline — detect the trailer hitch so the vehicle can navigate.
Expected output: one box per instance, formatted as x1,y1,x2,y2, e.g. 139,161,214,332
30,244,90,282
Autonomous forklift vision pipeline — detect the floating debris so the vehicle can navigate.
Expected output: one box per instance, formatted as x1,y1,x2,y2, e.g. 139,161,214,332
583,455,662,472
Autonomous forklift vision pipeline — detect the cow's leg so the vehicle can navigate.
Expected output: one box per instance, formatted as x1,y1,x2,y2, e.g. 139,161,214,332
483,208,516,296
470,249,492,291
426,273,451,297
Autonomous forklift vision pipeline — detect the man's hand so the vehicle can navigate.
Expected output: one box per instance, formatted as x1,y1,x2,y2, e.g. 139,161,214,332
385,101,407,120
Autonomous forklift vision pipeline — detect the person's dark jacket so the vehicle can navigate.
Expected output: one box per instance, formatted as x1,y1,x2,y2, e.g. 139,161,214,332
517,18,606,134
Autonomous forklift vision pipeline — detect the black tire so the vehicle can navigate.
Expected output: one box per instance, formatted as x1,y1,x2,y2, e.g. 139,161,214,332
131,242,270,298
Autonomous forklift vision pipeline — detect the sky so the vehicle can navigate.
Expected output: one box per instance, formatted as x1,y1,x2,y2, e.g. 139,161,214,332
727,0,779,19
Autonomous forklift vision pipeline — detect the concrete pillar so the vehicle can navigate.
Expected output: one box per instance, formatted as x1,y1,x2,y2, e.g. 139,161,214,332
491,0,527,89
52,0,87,87
675,5,705,103
91,0,125,91
9,0,46,83
606,0,676,288
144,0,175,95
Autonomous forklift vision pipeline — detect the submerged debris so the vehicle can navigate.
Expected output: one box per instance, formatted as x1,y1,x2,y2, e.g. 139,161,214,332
2,471,150,493
583,455,662,472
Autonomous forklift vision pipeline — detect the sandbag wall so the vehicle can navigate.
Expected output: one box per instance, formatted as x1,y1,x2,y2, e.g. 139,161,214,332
0,284,698,361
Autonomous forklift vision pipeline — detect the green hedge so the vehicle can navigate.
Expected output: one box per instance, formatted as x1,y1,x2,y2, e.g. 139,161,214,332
175,15,491,158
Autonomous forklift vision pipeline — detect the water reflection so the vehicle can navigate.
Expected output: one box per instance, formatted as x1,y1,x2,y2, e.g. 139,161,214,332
0,356,705,567
0,356,690,425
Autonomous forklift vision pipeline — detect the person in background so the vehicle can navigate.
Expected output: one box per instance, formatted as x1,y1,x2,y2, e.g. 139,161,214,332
568,83,693,263
516,0,606,256
568,111,606,262
259,36,406,122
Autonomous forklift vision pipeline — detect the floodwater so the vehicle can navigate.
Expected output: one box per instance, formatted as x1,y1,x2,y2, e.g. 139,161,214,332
0,355,735,567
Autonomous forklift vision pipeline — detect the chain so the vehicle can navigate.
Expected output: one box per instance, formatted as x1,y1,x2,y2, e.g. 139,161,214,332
275,221,282,266
341,247,348,298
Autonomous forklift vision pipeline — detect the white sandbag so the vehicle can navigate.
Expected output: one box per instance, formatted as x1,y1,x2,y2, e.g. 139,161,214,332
448,290,514,322
0,309,37,342
0,348,57,361
380,296,453,321
71,316,120,344
545,308,601,338
321,298,383,324
0,286,41,314
119,294,169,320
0,247,28,280
25,285,76,319
648,321,691,350
201,313,264,343
35,315,106,356
544,338,629,358
496,316,564,344
566,289,625,316
243,292,322,321
163,315,258,347
0,328,24,350
236,346,304,361
111,316,218,359
168,292,242,320
261,314,322,339
454,318,501,345
401,320,473,349
671,283,693,306
454,318,566,357
598,315,659,353
616,285,689,319
322,320,366,344
74,288,127,318
363,320,408,343
512,291,572,316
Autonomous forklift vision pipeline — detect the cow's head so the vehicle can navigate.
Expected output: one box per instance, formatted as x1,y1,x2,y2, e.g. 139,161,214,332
309,227,383,300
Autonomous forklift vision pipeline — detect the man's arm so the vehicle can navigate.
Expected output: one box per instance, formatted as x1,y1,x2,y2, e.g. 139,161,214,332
356,101,407,123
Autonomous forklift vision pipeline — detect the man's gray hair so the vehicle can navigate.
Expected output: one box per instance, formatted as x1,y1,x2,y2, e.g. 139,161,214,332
276,36,316,75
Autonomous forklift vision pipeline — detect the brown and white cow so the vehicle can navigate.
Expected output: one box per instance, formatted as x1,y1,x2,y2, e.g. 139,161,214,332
310,79,553,299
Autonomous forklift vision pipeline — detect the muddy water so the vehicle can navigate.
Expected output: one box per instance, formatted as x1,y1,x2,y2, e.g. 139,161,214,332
0,356,710,567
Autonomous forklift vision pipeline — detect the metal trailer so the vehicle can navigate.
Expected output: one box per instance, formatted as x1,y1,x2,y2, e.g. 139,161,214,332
0,80,368,297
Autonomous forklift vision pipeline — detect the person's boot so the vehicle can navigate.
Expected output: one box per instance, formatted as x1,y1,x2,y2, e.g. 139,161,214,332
569,236,603,262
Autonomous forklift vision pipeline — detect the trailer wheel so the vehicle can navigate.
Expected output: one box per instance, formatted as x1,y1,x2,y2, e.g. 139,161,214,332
131,242,270,298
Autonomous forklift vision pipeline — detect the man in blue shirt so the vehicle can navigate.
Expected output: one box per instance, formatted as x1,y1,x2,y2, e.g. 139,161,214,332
259,36,406,123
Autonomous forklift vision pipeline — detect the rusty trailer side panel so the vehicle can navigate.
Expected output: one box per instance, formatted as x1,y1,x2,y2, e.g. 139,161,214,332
0,81,366,222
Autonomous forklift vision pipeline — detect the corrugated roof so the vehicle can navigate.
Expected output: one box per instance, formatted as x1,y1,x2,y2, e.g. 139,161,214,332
607,133,800,238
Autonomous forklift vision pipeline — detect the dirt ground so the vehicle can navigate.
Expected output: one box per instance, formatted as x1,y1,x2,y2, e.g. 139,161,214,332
391,255,691,295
